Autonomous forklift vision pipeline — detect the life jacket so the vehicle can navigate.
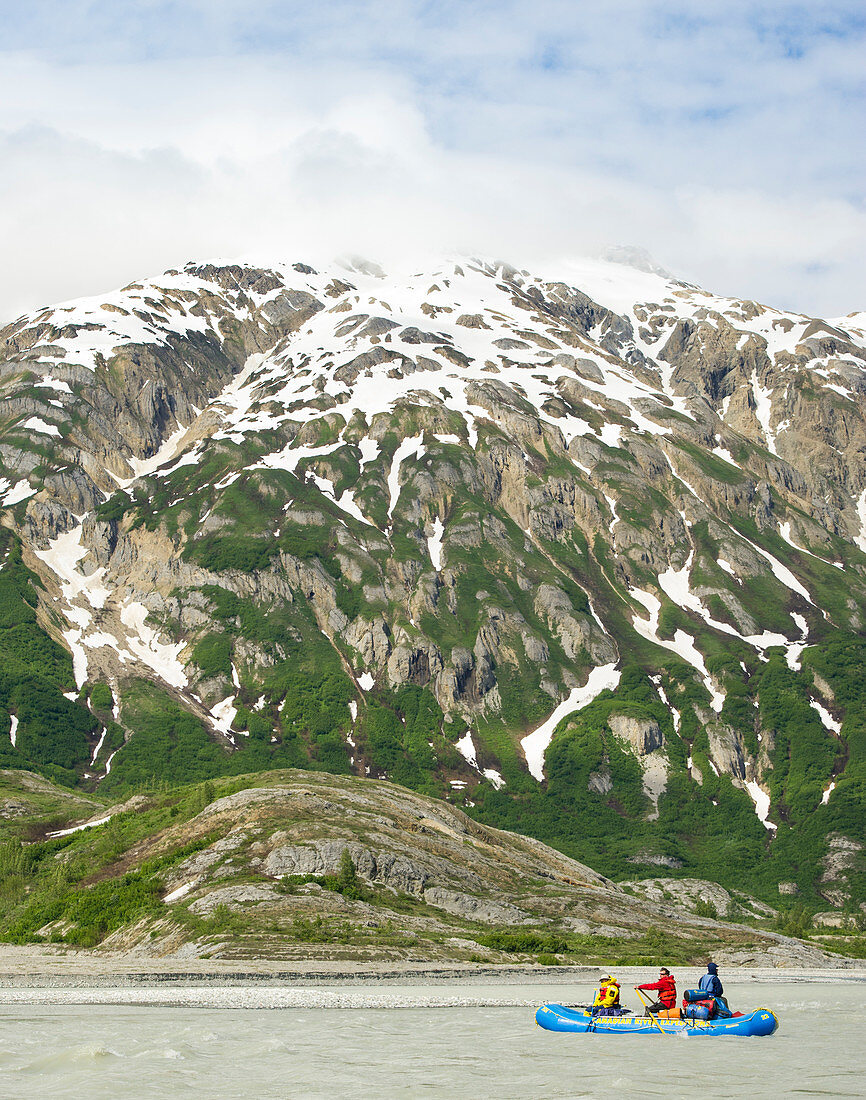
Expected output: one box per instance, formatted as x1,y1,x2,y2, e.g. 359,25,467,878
594,980,620,1008
657,974,677,1007
638,974,676,1008
698,972,723,997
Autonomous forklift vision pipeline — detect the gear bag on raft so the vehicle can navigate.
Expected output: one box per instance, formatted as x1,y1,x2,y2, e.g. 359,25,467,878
682,991,732,1020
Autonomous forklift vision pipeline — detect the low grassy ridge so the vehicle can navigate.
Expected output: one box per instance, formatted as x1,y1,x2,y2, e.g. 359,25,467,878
0,769,795,965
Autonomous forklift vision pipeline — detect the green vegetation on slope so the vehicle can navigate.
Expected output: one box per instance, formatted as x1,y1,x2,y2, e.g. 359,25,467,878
0,530,97,783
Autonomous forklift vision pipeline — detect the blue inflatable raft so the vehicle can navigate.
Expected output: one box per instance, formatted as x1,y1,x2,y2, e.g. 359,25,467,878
536,1003,778,1037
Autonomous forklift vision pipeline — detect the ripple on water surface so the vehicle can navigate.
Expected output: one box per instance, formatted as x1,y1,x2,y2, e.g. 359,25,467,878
0,981,865,1099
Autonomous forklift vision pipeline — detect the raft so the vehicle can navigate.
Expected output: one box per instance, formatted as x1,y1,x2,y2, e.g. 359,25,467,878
536,1003,778,1036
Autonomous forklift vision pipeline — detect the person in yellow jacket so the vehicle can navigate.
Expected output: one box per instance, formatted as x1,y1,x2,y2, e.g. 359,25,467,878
592,975,622,1014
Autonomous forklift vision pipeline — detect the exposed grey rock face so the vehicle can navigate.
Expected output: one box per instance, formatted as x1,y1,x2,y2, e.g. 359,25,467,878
619,876,777,918
173,831,249,880
587,768,612,794
534,584,614,663
346,618,392,669
422,886,528,923
707,723,746,780
387,641,445,688
608,715,663,755
812,911,852,928
719,940,844,968
820,835,864,906
262,841,433,895
188,883,280,914
0,799,28,818
628,849,684,869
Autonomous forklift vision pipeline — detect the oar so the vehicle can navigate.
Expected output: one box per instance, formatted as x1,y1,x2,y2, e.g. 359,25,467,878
634,986,668,1036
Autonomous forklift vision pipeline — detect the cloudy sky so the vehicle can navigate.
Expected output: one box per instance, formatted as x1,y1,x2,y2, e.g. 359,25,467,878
1,1,864,318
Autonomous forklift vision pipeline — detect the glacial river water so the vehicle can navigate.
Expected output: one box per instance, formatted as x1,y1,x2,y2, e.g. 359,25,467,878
0,980,863,1099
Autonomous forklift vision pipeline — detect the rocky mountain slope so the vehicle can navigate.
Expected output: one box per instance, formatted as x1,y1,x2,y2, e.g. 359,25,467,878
1,253,865,914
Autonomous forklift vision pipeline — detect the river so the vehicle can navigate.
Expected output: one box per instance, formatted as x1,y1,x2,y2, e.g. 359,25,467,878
0,980,863,1098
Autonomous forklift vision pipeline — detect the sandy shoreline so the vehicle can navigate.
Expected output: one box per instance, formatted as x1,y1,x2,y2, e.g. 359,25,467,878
0,945,862,1006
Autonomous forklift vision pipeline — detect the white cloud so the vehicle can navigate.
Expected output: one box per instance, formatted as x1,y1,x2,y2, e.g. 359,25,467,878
0,3,864,318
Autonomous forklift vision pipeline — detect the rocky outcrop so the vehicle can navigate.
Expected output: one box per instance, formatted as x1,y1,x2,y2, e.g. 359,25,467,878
619,876,777,918
706,722,746,780
608,715,663,755
820,835,864,906
422,887,527,923
188,883,280,914
262,841,434,895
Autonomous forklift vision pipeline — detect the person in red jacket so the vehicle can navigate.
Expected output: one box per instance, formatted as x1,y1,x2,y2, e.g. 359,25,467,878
637,967,677,1014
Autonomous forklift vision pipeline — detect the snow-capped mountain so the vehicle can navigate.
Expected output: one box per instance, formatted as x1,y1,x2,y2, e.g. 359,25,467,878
2,254,864,909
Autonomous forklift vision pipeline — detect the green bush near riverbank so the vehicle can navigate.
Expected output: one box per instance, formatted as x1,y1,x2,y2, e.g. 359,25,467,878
475,930,569,954
469,924,754,968
0,830,220,947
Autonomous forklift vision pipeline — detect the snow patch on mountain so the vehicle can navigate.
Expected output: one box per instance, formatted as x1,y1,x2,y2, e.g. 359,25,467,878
90,726,107,765
388,435,425,518
856,490,866,555
629,587,725,712
0,479,36,507
750,371,777,454
24,416,62,438
744,781,776,831
119,601,188,688
427,517,445,571
122,421,191,483
521,663,621,782
657,544,795,653
35,526,110,608
810,698,841,734
456,730,478,769
211,695,238,735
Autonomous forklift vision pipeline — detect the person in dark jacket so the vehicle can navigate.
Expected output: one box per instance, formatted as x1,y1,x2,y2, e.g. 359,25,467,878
637,967,677,1013
697,962,723,997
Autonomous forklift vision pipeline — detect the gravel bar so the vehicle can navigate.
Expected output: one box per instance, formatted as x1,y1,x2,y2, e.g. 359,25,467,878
0,959,863,1008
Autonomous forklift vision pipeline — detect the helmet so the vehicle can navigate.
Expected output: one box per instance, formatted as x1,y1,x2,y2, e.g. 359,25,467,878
600,974,613,983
